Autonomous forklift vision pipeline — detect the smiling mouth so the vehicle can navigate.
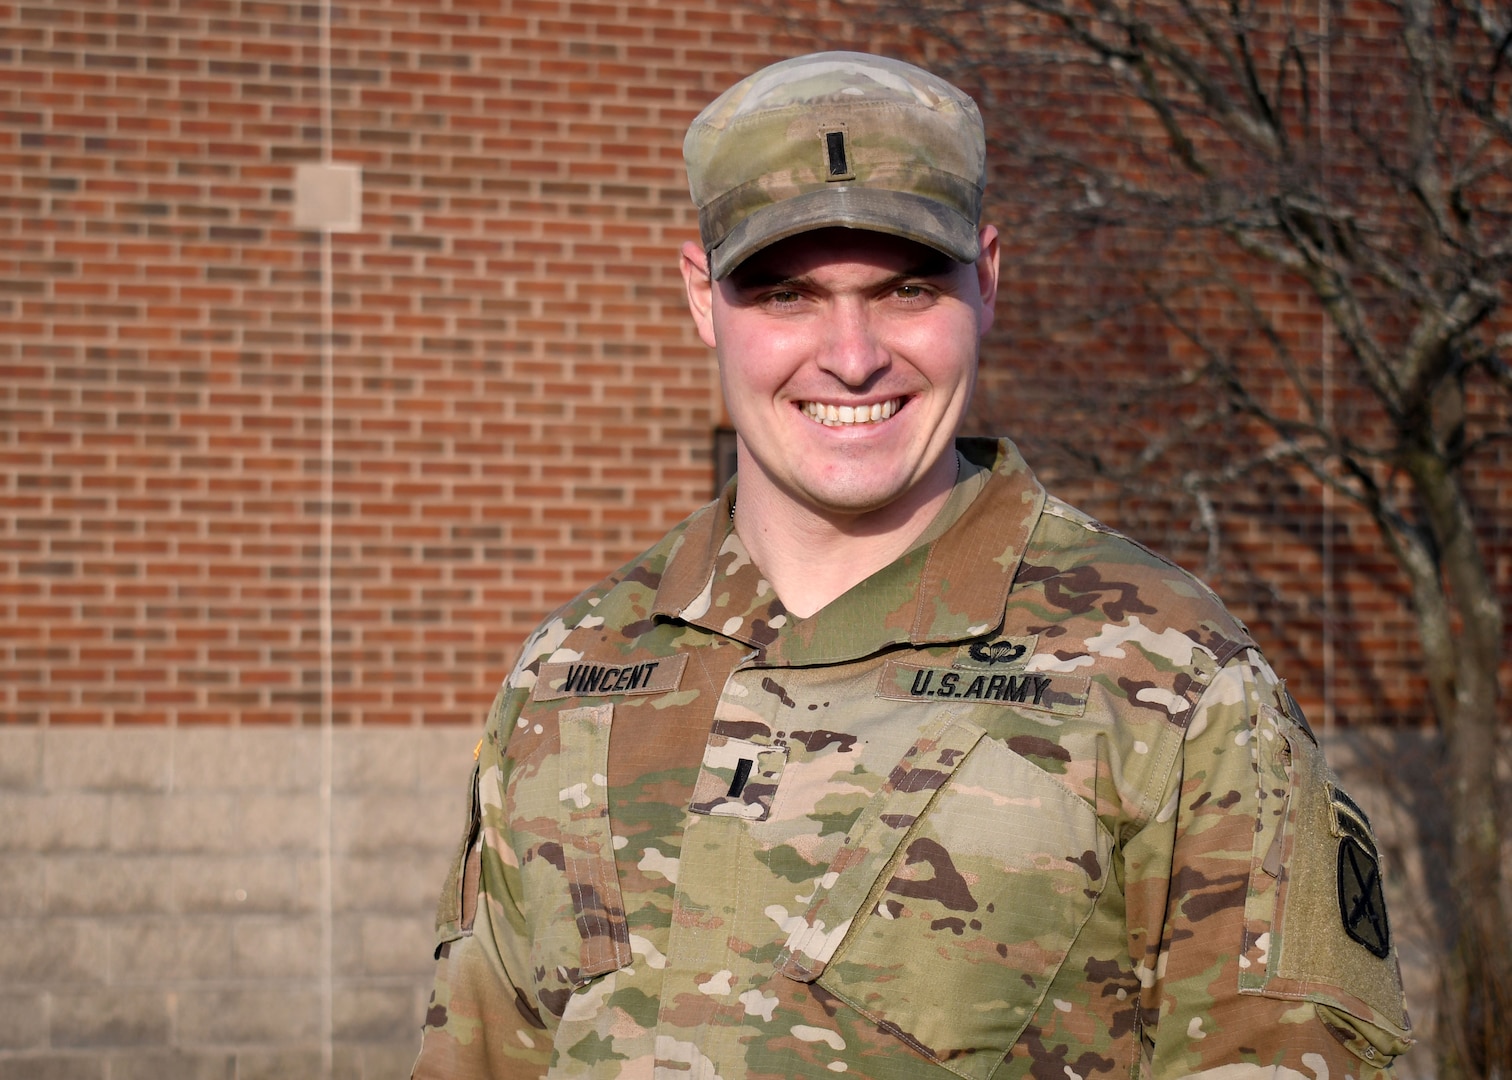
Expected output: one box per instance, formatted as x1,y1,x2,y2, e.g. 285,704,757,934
800,398,902,427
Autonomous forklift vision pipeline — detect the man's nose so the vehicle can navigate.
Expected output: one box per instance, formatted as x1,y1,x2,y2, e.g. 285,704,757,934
817,301,890,386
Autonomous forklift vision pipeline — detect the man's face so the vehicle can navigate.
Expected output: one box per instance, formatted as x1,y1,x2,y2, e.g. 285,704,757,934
682,226,1000,523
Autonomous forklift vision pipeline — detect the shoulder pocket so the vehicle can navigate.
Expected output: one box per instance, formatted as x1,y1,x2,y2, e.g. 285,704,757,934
1241,703,1414,1065
433,760,481,957
775,715,1111,1080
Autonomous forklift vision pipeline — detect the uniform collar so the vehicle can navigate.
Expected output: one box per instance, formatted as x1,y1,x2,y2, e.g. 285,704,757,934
651,437,1046,666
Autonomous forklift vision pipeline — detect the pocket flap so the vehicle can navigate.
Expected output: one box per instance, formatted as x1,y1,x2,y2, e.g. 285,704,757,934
775,714,987,980
557,703,634,978
785,726,1112,1080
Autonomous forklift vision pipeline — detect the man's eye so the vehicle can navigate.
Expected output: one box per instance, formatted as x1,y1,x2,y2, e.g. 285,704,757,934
894,284,930,301
765,289,803,306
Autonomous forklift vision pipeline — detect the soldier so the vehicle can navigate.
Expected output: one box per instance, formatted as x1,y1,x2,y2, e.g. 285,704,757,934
412,51,1412,1079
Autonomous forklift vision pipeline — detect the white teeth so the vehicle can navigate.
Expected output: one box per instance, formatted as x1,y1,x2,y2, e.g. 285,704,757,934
801,399,900,426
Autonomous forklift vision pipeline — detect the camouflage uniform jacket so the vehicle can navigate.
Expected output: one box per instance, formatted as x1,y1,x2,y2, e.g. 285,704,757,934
413,437,1412,1080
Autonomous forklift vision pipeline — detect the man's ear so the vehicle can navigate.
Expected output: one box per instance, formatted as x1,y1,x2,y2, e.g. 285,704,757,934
680,241,718,348
975,225,1001,336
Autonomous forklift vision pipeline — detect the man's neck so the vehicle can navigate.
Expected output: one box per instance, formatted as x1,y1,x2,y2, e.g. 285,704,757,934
731,455,961,619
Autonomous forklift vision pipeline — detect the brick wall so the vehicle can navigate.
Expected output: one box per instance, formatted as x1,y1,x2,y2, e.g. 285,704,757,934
0,0,788,728
4,0,1507,732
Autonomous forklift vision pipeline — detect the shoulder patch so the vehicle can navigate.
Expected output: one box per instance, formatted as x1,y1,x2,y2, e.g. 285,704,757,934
1338,834,1391,959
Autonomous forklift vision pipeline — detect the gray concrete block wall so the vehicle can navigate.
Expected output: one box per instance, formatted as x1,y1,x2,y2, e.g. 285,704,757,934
0,725,1456,1078
0,726,479,1080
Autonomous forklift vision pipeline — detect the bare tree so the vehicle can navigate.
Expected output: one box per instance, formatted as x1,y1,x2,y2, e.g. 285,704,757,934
786,0,1512,1074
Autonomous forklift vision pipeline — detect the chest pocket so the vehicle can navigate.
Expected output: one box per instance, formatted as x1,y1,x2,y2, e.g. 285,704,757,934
774,714,1112,1080
511,703,633,1019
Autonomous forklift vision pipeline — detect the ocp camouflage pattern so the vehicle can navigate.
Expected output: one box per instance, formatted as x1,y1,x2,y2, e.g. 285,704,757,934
684,51,987,278
412,438,1412,1080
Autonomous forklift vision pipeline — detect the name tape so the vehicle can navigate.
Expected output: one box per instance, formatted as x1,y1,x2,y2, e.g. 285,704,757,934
533,654,688,702
876,659,1088,715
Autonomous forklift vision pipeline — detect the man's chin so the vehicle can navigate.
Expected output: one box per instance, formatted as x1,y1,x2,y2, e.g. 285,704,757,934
787,446,958,508
790,475,928,522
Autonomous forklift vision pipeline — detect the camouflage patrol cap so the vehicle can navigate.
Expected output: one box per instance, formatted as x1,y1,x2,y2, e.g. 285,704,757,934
684,51,987,278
